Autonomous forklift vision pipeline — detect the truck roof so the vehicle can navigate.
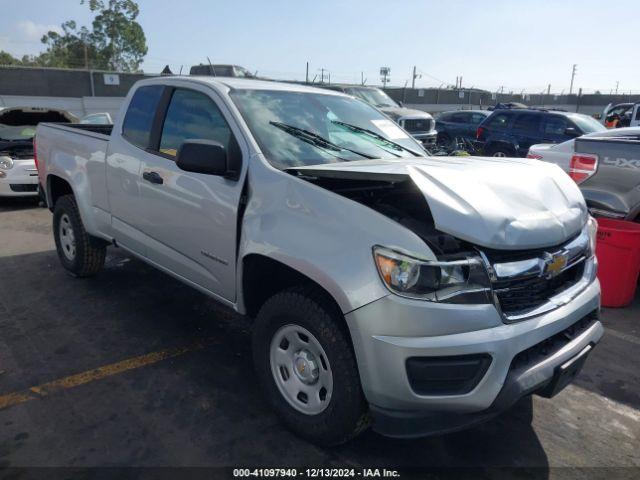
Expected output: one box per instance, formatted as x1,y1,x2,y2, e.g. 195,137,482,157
142,75,347,96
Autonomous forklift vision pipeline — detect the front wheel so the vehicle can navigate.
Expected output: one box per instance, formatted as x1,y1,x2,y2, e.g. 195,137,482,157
252,286,369,446
53,195,106,277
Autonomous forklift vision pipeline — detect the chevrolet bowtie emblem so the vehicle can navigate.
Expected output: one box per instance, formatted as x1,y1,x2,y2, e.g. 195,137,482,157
544,253,568,278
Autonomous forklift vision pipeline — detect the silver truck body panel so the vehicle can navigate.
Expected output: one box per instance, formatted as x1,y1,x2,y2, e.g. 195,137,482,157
346,276,601,411
36,76,602,433
293,155,588,250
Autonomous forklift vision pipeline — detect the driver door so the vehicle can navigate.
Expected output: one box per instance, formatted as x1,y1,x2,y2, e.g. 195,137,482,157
135,86,245,301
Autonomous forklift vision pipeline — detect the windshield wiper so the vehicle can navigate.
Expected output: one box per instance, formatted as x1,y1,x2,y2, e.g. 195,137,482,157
331,120,423,157
269,121,376,160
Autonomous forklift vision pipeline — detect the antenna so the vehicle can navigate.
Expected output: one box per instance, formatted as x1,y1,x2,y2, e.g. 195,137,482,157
207,57,216,76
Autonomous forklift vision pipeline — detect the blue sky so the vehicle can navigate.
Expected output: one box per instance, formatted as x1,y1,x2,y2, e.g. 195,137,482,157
1,0,638,94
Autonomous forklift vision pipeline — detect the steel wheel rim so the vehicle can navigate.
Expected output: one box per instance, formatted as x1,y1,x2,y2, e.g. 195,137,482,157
59,214,76,261
493,151,507,157
269,324,333,415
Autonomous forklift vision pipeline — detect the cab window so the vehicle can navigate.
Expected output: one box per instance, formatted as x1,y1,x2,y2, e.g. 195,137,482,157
543,116,568,135
159,89,233,158
512,114,541,133
122,85,164,149
487,113,510,129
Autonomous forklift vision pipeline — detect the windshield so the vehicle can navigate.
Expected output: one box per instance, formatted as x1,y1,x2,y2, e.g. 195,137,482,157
0,124,37,141
344,87,398,108
230,90,425,170
569,114,607,134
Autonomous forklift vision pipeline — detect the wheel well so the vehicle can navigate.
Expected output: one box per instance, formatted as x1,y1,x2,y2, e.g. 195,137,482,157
47,175,73,209
242,254,341,318
486,141,516,155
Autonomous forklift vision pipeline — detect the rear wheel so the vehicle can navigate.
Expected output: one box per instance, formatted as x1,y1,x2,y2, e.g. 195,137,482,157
488,145,515,157
252,286,369,446
53,195,106,277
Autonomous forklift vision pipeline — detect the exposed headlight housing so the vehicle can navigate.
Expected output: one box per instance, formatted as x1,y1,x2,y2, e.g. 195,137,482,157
373,246,492,304
0,156,14,170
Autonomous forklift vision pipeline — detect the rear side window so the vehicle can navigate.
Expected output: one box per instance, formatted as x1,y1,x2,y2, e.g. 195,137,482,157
450,113,468,123
512,114,541,133
470,113,488,125
543,116,568,135
159,89,233,157
122,85,164,148
486,113,510,129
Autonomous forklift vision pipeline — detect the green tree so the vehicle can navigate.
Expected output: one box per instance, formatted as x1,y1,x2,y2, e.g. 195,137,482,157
0,50,21,65
39,0,147,72
0,50,41,66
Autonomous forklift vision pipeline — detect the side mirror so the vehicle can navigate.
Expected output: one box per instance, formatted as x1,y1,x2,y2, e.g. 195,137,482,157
176,140,230,177
397,101,404,107
564,127,580,137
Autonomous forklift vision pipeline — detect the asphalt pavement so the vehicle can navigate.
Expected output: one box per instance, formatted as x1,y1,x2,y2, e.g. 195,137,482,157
1,197,639,479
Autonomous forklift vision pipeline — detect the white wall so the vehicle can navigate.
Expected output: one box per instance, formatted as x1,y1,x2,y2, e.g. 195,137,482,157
0,95,125,122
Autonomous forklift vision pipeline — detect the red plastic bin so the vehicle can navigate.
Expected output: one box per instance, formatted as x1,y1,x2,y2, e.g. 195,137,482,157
595,218,640,307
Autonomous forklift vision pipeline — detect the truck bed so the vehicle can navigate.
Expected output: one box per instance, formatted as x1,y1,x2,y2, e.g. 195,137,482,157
40,122,113,138
36,122,113,224
576,135,640,220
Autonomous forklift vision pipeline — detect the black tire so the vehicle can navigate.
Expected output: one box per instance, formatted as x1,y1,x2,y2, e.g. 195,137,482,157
252,286,369,446
487,144,515,158
53,195,106,277
437,132,452,147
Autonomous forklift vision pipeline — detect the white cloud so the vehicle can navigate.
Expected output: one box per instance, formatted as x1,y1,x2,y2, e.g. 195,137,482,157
16,20,62,43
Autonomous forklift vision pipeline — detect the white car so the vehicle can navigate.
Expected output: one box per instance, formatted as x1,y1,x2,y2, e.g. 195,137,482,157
0,107,111,197
527,126,640,172
0,107,77,197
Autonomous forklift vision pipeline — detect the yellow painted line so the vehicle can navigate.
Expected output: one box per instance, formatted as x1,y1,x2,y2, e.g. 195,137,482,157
0,337,218,411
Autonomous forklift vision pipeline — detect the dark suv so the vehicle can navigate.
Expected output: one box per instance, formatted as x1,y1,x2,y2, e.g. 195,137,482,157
476,108,606,157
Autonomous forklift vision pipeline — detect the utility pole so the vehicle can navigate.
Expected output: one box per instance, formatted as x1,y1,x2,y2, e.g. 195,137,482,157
411,66,417,89
83,41,89,69
361,71,364,86
576,87,582,112
320,68,325,84
569,64,577,95
615,80,619,94
305,62,309,84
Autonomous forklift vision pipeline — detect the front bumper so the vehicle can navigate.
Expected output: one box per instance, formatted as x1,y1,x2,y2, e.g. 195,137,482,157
345,277,602,437
410,131,437,145
0,159,39,197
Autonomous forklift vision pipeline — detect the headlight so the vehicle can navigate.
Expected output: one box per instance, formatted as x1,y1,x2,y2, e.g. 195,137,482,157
0,157,14,170
586,216,598,256
373,246,492,303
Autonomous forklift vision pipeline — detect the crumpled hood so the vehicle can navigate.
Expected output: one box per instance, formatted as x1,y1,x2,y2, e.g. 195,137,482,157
291,156,588,250
380,106,433,121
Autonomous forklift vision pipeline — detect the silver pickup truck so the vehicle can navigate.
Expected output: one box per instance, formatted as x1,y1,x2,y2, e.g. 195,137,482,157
36,77,602,446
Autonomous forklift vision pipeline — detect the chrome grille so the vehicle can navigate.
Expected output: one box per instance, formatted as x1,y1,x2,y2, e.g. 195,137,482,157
493,261,585,316
403,118,433,133
481,230,591,321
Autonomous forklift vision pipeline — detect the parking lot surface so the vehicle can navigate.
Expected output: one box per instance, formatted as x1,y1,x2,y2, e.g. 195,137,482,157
1,197,639,477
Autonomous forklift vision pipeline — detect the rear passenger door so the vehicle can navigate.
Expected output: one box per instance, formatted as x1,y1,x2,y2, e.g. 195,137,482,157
135,85,245,302
541,115,570,144
106,84,165,256
511,113,542,156
449,113,468,138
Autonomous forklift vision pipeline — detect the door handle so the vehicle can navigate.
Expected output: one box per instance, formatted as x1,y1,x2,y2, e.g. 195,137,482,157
142,171,163,185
